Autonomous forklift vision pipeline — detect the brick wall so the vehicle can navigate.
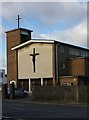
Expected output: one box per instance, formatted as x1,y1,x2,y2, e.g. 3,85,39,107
6,29,21,86
69,58,89,76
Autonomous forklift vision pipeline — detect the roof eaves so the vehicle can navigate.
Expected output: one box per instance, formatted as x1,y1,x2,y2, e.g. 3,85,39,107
11,40,54,50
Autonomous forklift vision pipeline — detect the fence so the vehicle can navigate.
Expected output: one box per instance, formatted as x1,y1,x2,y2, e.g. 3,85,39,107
32,86,88,103
0,85,2,99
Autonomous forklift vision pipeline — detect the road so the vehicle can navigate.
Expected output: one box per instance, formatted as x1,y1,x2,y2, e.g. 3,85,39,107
2,96,89,120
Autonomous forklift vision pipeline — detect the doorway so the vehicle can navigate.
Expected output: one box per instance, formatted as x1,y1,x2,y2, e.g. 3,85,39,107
30,78,41,91
18,79,29,91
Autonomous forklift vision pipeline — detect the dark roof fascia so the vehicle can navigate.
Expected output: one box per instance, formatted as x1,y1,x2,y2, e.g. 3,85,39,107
12,39,89,51
5,28,33,33
54,40,89,51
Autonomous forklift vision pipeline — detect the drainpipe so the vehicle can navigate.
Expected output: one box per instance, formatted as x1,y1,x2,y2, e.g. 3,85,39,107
56,43,60,85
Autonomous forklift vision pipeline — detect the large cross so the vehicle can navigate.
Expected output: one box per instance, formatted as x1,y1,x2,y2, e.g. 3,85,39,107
30,48,39,73
16,15,21,28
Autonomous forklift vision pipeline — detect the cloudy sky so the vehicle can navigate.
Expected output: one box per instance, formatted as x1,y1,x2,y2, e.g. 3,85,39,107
0,0,88,73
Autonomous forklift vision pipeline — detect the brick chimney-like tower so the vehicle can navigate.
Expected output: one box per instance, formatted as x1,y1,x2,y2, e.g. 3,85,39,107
6,28,33,87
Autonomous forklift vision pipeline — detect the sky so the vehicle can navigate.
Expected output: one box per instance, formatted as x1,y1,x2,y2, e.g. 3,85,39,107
0,0,89,73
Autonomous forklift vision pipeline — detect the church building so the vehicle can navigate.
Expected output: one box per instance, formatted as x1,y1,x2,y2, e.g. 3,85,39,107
6,28,89,92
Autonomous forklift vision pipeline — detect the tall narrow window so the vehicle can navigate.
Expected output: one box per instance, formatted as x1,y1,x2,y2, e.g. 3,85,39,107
74,49,79,56
69,47,74,54
62,63,65,69
60,45,64,52
61,62,65,69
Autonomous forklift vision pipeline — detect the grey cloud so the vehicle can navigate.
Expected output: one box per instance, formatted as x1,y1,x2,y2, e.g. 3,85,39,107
33,20,87,48
2,2,87,25
2,0,88,2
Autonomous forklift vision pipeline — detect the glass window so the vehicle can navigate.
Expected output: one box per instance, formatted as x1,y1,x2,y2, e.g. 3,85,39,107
60,45,64,52
84,51,88,57
62,63,65,69
69,47,74,54
74,49,79,56
80,50,87,57
87,52,89,57
61,62,65,69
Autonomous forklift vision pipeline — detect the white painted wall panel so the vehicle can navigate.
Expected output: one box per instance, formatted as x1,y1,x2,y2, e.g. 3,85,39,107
18,43,53,79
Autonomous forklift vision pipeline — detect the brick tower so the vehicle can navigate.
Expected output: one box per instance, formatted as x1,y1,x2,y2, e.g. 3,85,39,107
6,28,33,87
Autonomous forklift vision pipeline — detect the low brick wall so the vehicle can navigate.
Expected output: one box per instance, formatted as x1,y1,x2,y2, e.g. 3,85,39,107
32,86,88,103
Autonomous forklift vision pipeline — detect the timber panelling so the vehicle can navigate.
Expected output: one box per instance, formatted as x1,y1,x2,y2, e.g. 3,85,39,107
32,86,88,103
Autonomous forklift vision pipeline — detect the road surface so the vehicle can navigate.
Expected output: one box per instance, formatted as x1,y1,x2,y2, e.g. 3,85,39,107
2,96,89,120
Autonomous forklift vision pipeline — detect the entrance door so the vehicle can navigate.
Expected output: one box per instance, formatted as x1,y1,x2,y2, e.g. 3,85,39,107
30,78,41,92
18,79,29,91
43,78,53,86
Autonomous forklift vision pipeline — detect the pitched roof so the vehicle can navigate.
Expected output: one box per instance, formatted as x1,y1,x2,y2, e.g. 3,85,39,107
11,38,89,51
11,39,54,50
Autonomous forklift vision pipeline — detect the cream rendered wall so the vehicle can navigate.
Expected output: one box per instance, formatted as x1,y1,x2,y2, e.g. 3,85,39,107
18,43,53,79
